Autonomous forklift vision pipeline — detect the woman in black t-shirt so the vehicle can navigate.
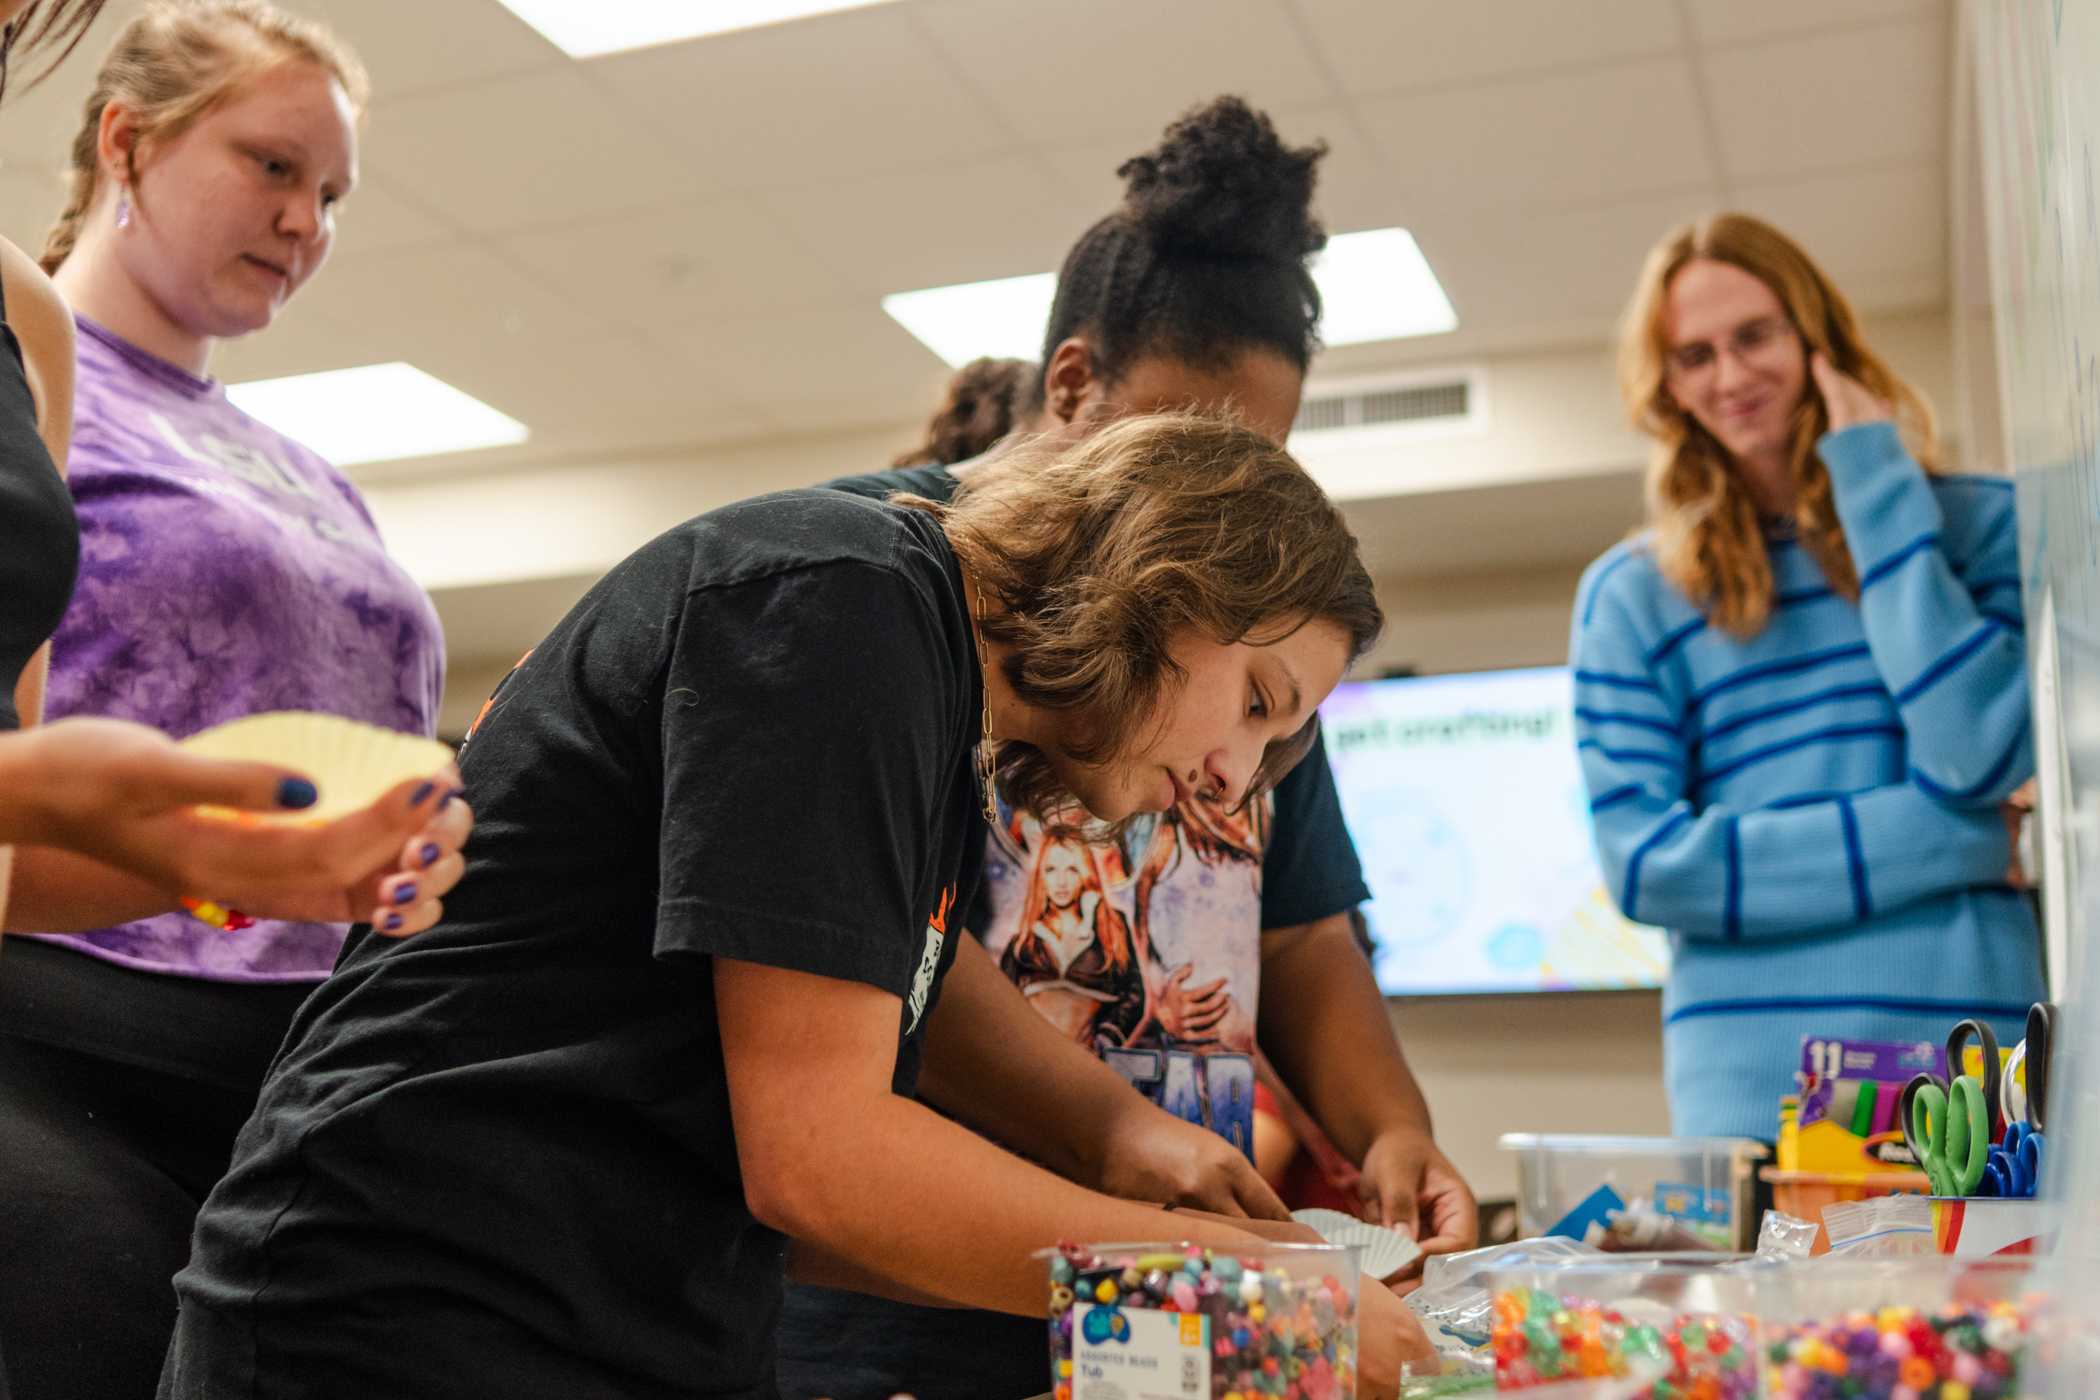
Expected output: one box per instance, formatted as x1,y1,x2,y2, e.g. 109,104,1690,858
162,412,1435,1399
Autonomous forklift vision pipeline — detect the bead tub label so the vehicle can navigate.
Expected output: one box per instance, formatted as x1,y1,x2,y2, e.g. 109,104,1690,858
1072,1303,1210,1400
1653,1182,1730,1224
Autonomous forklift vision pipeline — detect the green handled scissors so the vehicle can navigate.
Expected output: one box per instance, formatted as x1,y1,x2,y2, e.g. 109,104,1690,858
1898,1019,2000,1196
1903,1073,1990,1195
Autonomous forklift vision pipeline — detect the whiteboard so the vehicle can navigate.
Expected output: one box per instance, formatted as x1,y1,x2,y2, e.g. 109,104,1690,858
1972,0,2100,1370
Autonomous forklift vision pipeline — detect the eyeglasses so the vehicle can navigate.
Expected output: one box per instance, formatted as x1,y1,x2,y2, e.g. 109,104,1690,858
1665,316,1798,383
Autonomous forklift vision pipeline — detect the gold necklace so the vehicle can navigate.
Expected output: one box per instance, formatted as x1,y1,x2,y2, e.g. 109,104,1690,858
970,576,999,823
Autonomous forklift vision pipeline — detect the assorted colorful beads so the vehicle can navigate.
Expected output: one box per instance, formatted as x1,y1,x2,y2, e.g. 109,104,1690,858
1047,1242,1356,1400
1490,1287,1754,1396
1763,1299,2032,1400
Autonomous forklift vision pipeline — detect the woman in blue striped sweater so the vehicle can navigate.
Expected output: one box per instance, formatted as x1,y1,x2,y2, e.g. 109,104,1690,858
1572,213,2042,1138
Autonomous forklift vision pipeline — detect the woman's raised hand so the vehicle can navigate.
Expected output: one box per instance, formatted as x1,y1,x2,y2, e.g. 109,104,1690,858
1810,351,1893,433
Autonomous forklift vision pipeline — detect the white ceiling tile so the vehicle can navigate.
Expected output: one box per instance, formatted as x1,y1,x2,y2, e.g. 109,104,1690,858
288,243,605,368
1037,103,1395,243
434,329,773,454
663,299,953,431
499,195,854,332
1412,189,1721,344
1687,0,1946,47
1733,163,1947,310
0,0,1954,485
335,174,458,255
365,68,702,235
590,4,1012,193
294,0,565,98
914,0,1333,145
1354,58,1714,215
753,155,1078,296
1292,0,1680,98
1705,19,1946,182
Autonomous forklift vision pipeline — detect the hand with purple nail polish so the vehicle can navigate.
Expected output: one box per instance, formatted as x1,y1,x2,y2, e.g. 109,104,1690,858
0,721,473,938
359,772,473,937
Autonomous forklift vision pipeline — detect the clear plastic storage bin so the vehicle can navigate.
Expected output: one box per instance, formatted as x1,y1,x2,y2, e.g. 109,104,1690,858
1499,1133,1770,1251
1040,1240,1359,1400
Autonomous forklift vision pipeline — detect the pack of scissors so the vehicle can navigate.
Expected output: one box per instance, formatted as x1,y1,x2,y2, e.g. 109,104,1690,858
1898,1003,2054,1199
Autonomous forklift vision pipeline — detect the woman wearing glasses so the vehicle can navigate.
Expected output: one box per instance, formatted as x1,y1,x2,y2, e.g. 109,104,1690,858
1572,213,2042,1137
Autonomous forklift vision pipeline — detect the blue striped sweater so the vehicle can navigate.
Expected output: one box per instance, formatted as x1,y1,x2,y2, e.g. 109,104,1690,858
1570,422,2045,1139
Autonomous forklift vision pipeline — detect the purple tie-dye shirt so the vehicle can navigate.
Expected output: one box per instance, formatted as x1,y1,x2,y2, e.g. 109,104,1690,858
27,316,445,982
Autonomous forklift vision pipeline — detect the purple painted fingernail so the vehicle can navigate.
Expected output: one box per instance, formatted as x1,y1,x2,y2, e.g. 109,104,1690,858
410,781,436,806
420,842,440,868
383,912,403,932
392,881,418,905
439,786,465,811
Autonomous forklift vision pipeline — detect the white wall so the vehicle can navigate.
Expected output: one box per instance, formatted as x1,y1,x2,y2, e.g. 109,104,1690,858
1363,557,1671,1202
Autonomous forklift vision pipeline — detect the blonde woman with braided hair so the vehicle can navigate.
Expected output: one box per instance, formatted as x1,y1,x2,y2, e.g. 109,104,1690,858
1572,212,2041,1138
0,6,464,1396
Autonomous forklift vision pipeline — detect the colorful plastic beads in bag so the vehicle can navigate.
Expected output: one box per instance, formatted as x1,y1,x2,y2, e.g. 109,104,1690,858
1490,1287,1754,1396
1763,1298,2033,1400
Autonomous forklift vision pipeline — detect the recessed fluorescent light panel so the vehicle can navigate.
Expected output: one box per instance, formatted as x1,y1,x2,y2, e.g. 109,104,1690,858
496,0,902,57
882,227,1457,369
227,362,529,467
1310,227,1457,347
880,271,1057,369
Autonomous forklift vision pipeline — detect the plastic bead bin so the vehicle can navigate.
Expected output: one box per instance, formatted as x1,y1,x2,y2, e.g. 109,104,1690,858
1041,1241,1359,1400
1499,1135,1770,1251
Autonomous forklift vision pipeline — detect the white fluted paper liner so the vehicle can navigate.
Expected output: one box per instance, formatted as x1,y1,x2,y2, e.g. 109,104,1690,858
1290,1208,1422,1279
179,711,454,825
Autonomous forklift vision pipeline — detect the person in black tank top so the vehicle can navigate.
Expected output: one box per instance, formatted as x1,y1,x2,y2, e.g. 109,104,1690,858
0,269,75,733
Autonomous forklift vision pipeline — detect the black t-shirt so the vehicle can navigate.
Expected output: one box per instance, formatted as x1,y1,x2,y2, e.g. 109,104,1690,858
0,273,75,732
822,461,1370,939
163,491,984,1400
783,463,1370,1400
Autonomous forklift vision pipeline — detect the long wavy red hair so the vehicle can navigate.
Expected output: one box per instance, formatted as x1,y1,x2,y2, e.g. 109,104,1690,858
1011,834,1133,972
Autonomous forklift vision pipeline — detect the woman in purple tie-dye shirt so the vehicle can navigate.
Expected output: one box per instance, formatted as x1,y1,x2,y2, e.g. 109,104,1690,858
0,7,448,1396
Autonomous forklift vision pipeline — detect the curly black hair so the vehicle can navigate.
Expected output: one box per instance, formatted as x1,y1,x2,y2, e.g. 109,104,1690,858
1032,95,1329,408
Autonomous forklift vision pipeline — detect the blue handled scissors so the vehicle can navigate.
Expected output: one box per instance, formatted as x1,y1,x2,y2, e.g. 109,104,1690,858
1982,1119,2043,1198
1898,1018,1998,1197
1981,1003,2054,1198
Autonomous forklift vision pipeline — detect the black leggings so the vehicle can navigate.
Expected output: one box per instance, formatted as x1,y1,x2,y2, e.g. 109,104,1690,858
0,940,311,1400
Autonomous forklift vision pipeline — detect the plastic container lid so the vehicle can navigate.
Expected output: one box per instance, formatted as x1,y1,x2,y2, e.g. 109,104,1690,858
1498,1133,1770,1157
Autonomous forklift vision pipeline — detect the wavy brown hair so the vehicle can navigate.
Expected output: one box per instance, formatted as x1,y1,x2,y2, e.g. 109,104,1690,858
40,0,369,274
903,411,1382,832
1620,213,1939,637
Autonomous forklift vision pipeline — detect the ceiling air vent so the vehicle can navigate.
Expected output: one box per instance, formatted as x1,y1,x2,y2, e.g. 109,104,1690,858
1285,366,1490,503
1292,370,1478,435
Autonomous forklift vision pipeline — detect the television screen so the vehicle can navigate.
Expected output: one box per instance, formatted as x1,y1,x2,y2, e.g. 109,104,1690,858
1318,665,1668,995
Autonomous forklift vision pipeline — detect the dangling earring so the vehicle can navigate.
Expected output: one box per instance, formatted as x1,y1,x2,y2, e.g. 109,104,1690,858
114,189,131,230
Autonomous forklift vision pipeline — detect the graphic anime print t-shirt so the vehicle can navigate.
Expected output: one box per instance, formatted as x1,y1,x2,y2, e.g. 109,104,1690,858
977,758,1359,1153
823,462,1371,1155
